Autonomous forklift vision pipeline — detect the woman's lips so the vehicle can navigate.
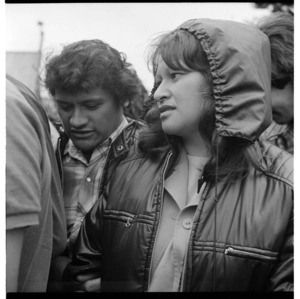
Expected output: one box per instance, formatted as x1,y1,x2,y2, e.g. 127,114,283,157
158,105,175,114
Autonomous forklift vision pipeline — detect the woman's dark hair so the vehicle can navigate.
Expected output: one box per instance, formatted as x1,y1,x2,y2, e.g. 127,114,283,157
139,29,264,183
43,39,140,105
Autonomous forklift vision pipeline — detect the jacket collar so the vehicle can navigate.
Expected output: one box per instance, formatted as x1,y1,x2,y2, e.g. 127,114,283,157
110,118,136,158
164,147,188,210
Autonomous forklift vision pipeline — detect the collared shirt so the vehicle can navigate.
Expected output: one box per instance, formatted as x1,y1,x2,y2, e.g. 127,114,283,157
63,116,128,256
149,148,209,292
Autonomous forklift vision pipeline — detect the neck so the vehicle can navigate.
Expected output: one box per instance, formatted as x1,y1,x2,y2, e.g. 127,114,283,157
182,132,210,157
83,150,93,163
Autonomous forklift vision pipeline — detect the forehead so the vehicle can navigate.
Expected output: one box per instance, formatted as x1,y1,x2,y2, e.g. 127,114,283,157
54,87,114,102
155,56,191,76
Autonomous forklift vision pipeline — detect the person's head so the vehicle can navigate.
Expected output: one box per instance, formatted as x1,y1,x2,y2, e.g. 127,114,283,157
258,12,294,124
44,39,141,157
146,29,215,152
139,18,272,182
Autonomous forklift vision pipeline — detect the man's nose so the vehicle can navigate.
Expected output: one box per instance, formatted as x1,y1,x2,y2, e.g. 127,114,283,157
69,108,88,128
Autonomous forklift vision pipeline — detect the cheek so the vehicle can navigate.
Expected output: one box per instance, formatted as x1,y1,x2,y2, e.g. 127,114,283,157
183,100,202,121
57,111,70,126
271,89,284,109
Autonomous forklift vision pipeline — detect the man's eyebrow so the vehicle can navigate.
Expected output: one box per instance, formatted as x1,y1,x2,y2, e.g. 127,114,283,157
55,97,104,103
83,98,104,103
55,99,69,103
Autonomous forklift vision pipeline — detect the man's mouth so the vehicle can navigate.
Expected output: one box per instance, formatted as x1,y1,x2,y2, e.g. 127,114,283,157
71,130,93,138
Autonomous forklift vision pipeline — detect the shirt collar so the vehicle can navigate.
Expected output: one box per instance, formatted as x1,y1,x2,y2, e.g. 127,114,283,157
64,116,129,159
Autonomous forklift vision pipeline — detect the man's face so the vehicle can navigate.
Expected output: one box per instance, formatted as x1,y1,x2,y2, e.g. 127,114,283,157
271,82,293,125
54,87,123,155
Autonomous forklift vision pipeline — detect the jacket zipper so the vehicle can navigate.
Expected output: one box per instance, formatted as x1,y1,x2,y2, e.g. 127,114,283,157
125,216,133,227
103,211,135,227
225,246,278,262
147,150,173,289
180,181,207,292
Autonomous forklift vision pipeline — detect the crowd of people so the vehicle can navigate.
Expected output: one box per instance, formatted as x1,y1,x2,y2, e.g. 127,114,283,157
6,11,294,293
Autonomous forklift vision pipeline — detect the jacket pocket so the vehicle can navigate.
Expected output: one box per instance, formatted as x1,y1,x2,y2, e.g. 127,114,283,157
103,210,135,227
103,210,154,228
225,246,279,263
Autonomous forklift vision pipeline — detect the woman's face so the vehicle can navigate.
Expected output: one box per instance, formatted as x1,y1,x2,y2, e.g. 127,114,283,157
154,57,211,139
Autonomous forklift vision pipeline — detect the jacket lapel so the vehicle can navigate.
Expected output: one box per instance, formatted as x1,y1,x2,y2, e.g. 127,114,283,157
164,148,188,210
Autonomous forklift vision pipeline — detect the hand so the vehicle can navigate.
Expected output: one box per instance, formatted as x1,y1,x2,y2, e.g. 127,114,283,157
49,255,72,281
75,273,101,292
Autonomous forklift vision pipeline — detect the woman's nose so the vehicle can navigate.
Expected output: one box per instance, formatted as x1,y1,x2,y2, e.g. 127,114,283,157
154,82,170,104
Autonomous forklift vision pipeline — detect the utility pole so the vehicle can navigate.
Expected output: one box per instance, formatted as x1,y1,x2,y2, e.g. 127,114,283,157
35,21,44,100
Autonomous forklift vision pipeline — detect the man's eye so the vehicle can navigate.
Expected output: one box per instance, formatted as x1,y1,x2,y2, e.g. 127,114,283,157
58,105,72,111
86,104,100,110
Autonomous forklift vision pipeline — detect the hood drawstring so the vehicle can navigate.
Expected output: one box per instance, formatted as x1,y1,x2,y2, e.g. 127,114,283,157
213,140,219,292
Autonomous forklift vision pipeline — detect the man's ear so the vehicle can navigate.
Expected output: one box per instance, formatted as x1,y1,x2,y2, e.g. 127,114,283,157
123,100,130,108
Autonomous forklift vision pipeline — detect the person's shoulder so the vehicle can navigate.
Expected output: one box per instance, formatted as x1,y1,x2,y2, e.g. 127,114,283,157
261,121,288,139
109,119,148,162
259,139,293,187
6,78,38,124
123,118,148,140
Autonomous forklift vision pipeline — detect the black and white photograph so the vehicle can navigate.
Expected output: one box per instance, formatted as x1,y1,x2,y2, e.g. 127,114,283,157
4,1,295,294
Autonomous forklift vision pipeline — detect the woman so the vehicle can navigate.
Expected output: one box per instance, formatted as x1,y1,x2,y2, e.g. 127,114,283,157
64,18,293,292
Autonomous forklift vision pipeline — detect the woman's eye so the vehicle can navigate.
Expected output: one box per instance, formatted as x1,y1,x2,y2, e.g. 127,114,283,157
170,73,182,80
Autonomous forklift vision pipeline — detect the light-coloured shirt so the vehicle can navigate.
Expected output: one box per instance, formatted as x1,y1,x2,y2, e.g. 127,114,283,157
149,149,209,292
63,117,128,256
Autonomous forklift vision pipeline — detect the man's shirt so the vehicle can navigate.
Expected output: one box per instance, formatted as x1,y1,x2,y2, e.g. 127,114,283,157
63,117,128,256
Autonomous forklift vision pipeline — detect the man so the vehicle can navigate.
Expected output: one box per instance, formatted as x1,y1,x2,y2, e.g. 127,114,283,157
6,75,67,292
43,39,143,290
258,12,294,154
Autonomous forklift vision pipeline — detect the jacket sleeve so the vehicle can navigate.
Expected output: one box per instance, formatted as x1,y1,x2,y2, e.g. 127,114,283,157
63,196,105,281
266,205,294,291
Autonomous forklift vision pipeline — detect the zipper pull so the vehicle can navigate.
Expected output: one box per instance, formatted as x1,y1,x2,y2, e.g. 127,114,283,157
197,176,204,194
225,247,232,255
125,217,132,227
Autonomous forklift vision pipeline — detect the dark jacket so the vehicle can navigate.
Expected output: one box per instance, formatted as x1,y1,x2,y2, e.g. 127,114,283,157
67,18,294,292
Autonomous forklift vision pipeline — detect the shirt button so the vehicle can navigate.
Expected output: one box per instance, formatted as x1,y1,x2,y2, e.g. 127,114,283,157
117,145,123,151
86,177,92,182
182,219,192,230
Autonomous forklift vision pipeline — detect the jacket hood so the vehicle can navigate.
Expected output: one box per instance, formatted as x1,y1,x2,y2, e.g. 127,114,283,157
178,18,272,142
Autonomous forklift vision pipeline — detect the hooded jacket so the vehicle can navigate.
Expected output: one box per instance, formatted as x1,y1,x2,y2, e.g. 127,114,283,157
67,19,293,292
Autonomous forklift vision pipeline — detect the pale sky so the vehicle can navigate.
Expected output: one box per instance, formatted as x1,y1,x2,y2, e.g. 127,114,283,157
6,2,271,92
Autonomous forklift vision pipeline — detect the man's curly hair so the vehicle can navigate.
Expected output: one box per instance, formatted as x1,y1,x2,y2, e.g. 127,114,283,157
43,39,141,104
